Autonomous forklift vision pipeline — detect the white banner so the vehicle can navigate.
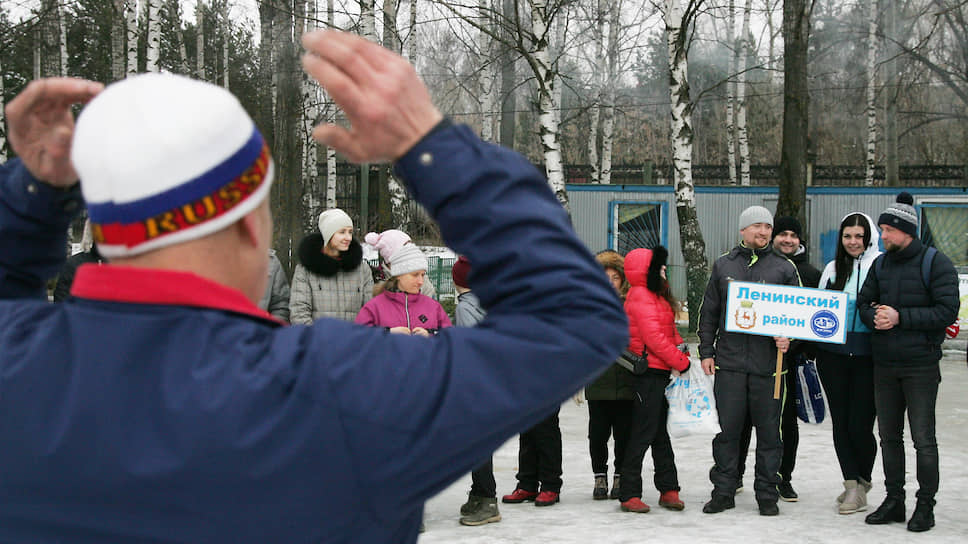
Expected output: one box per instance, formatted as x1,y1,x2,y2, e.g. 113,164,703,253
724,281,849,344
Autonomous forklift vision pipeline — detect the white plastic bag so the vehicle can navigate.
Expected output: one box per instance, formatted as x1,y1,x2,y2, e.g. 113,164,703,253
664,361,722,438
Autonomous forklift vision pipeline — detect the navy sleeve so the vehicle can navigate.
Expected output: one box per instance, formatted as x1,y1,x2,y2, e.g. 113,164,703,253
0,159,84,300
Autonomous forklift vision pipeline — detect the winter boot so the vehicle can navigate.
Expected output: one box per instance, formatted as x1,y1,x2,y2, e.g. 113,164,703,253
534,490,560,507
758,499,779,516
460,494,484,516
593,475,608,500
658,490,685,511
609,475,621,500
459,497,501,526
907,498,935,532
702,495,735,514
777,479,798,502
620,497,651,513
502,488,538,503
839,480,868,514
865,497,905,525
839,477,872,504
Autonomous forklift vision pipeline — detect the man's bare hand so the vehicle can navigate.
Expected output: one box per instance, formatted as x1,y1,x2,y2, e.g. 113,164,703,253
774,336,790,353
301,30,443,163
6,78,103,187
701,357,716,376
874,305,899,330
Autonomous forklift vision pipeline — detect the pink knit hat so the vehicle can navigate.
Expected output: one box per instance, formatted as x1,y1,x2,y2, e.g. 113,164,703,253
364,229,413,263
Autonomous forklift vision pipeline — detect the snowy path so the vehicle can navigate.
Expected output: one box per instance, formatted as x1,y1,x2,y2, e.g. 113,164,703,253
419,351,968,543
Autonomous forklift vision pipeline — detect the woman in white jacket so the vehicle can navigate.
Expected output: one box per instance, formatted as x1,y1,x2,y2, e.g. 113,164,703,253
288,209,373,324
815,212,881,515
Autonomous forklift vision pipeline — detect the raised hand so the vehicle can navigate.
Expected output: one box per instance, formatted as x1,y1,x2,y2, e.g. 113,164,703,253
301,30,443,164
5,78,103,187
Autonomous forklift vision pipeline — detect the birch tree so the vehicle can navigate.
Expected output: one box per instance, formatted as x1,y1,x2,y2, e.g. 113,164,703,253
360,1,377,41
586,3,604,183
127,0,138,75
865,0,878,186
39,0,60,78
58,3,68,76
0,53,5,162
197,1,205,79
667,0,707,332
725,0,737,184
599,0,619,185
408,0,418,62
222,2,230,88
302,0,323,231
736,0,751,186
146,0,161,72
479,0,498,142
326,0,337,208
111,0,126,79
531,0,567,209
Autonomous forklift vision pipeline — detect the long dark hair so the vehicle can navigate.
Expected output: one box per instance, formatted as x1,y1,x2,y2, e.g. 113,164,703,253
646,246,679,311
830,213,871,291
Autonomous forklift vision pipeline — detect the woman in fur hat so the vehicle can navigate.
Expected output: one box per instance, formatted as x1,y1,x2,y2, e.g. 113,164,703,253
580,250,636,501
288,209,374,324
355,230,451,335
617,246,690,514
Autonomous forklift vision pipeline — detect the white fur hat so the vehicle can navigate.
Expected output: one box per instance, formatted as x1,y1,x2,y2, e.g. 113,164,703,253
72,73,274,258
318,209,353,245
387,244,428,277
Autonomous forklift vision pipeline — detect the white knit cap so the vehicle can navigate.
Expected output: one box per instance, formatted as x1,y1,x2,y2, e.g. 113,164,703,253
318,209,353,245
738,205,774,231
387,244,428,277
72,73,274,258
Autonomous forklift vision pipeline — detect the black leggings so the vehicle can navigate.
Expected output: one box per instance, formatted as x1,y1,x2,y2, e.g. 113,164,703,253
816,351,877,483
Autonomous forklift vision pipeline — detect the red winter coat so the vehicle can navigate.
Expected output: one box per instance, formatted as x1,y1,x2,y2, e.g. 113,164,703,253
623,247,690,372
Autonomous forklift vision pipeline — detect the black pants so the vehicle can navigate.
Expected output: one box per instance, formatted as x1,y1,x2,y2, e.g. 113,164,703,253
618,372,679,501
711,370,783,502
873,364,941,503
738,369,798,483
587,399,634,476
469,457,496,498
816,351,877,482
515,409,563,493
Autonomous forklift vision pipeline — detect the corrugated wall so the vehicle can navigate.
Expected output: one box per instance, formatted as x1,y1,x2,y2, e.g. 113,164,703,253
569,185,968,300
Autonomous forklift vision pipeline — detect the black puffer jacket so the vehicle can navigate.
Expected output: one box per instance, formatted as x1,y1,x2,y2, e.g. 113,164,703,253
698,243,800,375
857,238,959,366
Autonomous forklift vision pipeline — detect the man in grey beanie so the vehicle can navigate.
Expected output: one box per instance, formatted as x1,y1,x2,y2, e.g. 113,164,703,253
698,205,800,517
857,192,959,532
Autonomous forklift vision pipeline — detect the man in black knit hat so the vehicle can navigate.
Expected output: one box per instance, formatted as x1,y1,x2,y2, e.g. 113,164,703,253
857,192,959,533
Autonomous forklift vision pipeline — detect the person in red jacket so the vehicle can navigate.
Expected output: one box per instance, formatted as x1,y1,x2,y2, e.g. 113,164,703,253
617,246,690,513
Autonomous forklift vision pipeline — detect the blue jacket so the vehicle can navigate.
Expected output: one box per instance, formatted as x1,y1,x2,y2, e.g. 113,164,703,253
0,125,627,543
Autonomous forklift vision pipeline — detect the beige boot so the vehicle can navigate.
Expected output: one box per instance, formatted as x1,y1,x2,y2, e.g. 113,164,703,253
839,480,866,514
838,478,872,504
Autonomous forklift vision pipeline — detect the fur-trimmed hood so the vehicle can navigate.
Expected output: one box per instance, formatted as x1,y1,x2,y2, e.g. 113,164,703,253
595,250,628,296
297,233,364,277
625,246,668,294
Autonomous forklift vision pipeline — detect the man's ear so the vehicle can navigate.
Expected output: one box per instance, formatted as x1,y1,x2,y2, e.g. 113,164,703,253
238,209,265,249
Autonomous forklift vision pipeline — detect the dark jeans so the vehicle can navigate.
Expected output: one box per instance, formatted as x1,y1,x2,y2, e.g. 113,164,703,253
514,409,563,493
711,370,783,502
618,372,679,501
873,364,941,503
816,351,877,482
469,457,496,498
738,369,798,483
587,399,634,476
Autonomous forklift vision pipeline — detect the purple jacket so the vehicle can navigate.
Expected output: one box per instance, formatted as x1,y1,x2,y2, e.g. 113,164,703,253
356,290,452,331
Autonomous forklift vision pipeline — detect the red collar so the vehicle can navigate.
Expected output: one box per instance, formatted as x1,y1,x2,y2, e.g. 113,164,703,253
71,264,281,324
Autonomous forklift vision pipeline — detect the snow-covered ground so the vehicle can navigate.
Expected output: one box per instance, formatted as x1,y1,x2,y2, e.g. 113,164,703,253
419,347,968,543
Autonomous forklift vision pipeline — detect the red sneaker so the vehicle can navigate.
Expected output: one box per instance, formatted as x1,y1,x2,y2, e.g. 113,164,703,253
621,497,651,513
502,488,538,504
535,491,560,506
659,490,685,510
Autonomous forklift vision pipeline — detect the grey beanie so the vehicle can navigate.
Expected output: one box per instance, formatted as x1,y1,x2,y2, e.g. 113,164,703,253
877,192,918,237
738,205,774,231
388,244,428,277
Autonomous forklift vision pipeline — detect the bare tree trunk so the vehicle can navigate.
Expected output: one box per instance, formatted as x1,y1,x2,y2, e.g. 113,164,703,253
865,0,878,186
146,0,160,72
531,0,568,210
112,0,127,79
587,3,603,183
0,55,6,162
408,0,418,62
382,0,407,227
737,0,752,186
127,0,138,75
326,0,337,208
599,0,619,185
479,0,497,142
499,0,517,148
40,0,60,78
34,28,41,80
764,0,777,83
303,0,323,232
222,3,230,89
384,0,401,52
360,0,377,41
58,4,68,76
667,0,707,332
884,0,898,186
196,1,205,79
725,0,737,185
777,0,812,234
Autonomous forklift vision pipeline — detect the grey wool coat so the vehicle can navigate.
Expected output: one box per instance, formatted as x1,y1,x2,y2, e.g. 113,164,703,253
289,235,374,324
